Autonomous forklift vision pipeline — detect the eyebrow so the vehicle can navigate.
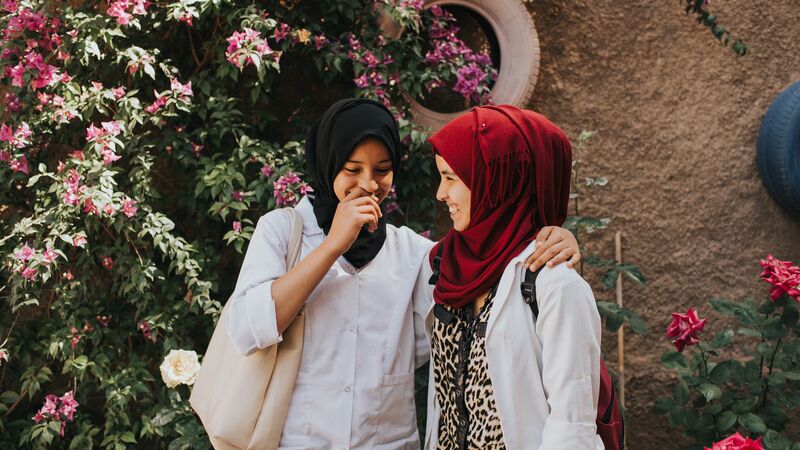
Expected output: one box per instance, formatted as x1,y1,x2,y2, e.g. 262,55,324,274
346,159,393,164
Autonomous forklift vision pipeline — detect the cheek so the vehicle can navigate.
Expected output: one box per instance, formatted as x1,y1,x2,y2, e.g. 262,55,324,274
332,173,355,201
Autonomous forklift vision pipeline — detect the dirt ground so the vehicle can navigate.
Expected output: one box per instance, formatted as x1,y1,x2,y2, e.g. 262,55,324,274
522,0,800,447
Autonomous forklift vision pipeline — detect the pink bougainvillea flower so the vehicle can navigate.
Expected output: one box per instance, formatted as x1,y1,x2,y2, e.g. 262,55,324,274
19,265,37,280
145,93,167,114
103,203,116,216
42,248,58,263
69,150,85,161
361,51,379,68
111,86,126,99
666,308,707,352
14,243,35,261
759,255,800,302
354,74,369,88
170,78,193,97
231,191,244,202
705,432,763,450
96,315,111,327
260,163,273,178
191,142,203,156
419,230,432,239
62,268,74,280
72,234,87,248
232,221,242,232
122,198,138,217
313,34,328,51
273,22,290,42
0,349,8,366
58,391,79,421
101,256,114,270
82,197,98,215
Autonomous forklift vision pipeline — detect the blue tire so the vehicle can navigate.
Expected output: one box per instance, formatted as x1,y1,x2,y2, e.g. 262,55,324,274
757,80,800,216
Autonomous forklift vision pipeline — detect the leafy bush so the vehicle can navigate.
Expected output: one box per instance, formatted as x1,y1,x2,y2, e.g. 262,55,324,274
0,0,496,447
655,255,800,450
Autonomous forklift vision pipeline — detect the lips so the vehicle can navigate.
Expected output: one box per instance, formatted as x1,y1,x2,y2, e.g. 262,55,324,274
448,204,460,214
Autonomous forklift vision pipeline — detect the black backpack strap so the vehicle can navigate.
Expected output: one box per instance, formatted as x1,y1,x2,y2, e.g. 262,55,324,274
521,267,544,320
428,243,443,285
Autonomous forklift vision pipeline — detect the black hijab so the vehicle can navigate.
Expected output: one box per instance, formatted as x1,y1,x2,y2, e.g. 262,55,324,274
305,98,402,268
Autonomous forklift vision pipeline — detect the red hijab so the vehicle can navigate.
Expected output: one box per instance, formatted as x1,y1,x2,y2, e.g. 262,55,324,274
428,105,573,308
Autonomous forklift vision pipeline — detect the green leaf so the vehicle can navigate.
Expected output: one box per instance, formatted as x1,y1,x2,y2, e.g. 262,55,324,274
699,383,721,402
0,391,20,404
717,410,736,432
710,329,735,349
661,351,688,369
674,381,690,405
709,360,734,384
737,413,766,434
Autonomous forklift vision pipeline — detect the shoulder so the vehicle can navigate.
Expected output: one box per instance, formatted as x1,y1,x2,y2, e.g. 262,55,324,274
255,208,295,240
534,264,594,305
387,224,436,255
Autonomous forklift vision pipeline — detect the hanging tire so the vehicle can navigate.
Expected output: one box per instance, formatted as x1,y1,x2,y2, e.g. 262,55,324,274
756,80,800,216
400,0,540,130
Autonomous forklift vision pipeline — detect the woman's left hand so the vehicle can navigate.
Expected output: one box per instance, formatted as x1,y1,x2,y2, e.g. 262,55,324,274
523,226,581,272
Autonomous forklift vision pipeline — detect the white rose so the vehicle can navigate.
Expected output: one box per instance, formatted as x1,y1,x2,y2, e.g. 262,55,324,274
159,349,200,388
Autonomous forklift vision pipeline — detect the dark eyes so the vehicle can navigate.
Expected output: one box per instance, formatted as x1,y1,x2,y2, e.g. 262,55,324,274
344,167,392,175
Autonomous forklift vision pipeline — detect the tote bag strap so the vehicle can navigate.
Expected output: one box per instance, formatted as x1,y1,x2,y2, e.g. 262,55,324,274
283,207,303,270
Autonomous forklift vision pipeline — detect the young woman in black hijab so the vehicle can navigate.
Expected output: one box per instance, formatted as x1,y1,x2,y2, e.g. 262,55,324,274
225,98,581,449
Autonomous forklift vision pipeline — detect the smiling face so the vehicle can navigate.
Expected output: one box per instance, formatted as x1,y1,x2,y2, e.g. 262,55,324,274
332,137,394,203
435,155,471,232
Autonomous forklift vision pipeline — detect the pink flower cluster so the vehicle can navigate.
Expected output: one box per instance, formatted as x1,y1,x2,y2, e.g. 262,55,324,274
666,308,707,352
273,172,312,207
0,121,31,175
32,391,79,436
225,28,274,70
145,79,193,114
759,255,800,302
7,50,61,90
704,432,762,450
85,121,123,165
107,0,150,26
423,5,495,103
0,348,7,366
260,163,273,178
12,243,60,281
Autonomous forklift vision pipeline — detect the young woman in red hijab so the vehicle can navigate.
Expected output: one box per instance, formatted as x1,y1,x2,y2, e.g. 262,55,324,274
423,105,603,449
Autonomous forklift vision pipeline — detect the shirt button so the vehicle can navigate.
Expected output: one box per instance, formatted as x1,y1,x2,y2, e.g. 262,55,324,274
344,386,351,392
349,326,356,333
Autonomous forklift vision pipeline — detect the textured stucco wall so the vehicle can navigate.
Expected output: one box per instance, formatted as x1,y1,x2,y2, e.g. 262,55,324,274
523,0,800,447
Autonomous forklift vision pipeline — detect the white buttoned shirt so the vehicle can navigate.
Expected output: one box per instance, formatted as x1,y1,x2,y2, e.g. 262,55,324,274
227,196,434,450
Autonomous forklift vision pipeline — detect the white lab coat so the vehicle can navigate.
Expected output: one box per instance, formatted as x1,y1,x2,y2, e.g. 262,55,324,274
423,242,604,450
227,196,435,449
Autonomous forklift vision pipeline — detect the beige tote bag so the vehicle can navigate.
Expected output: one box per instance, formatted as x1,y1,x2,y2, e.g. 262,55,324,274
190,208,304,450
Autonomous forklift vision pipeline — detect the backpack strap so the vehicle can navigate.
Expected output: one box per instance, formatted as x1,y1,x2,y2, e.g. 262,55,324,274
521,267,544,320
428,243,444,285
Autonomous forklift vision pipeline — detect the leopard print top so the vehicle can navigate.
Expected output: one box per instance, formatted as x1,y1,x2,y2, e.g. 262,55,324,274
431,291,506,450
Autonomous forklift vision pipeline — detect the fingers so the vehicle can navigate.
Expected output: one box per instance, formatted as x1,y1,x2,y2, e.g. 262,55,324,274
529,241,567,271
536,226,553,243
343,188,368,202
355,205,379,232
567,252,581,269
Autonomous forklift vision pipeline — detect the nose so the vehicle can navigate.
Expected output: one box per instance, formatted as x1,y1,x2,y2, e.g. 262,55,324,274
358,178,379,195
436,179,447,202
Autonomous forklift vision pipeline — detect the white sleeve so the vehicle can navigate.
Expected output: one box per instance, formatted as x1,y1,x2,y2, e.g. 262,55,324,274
226,211,292,356
537,274,602,450
412,251,434,369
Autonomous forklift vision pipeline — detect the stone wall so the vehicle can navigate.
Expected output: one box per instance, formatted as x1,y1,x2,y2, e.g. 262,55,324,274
525,0,800,447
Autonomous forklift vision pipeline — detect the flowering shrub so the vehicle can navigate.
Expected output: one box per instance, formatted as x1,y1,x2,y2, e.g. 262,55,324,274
655,255,800,449
0,0,496,447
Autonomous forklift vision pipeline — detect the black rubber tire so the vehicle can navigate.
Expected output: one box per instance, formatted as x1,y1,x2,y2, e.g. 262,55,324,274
756,80,800,216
